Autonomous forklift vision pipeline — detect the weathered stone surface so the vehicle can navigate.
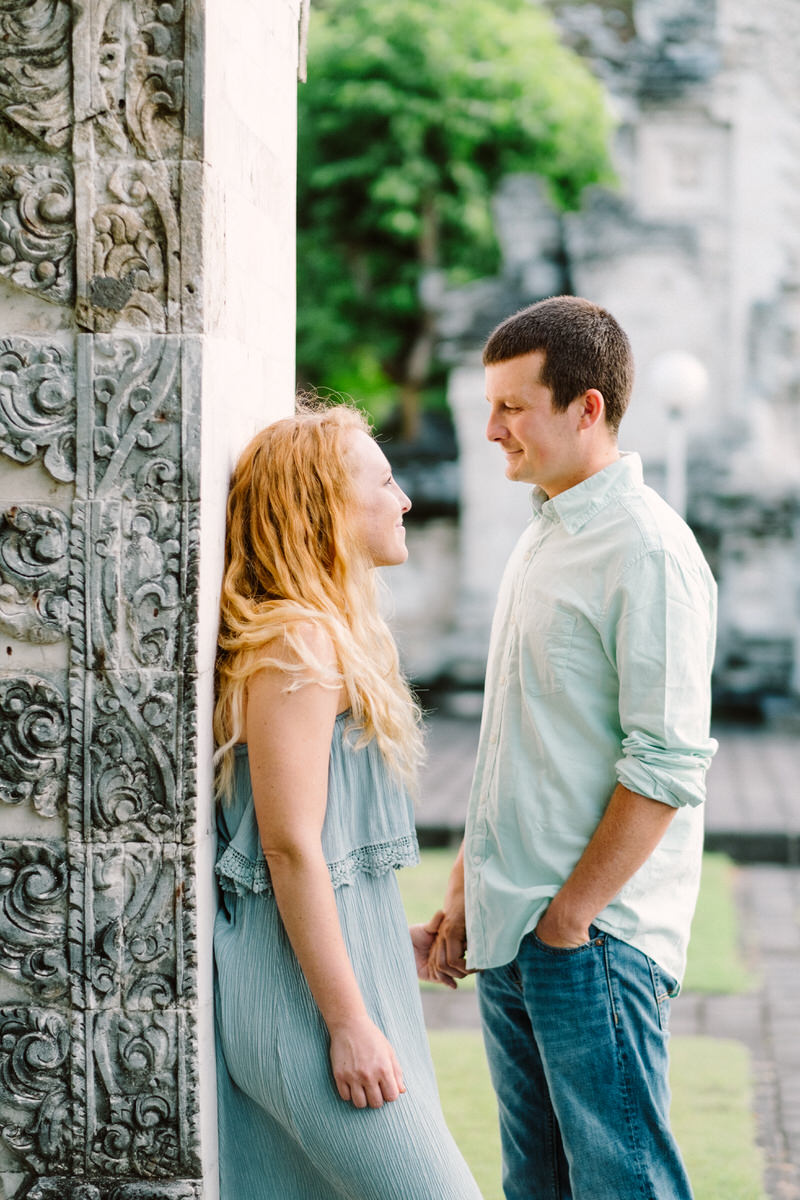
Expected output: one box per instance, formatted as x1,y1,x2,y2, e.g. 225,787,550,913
0,842,67,1001
0,506,70,645
88,335,188,501
0,164,75,307
0,1,72,152
0,676,68,818
77,161,180,334
0,337,76,482
0,1007,73,1177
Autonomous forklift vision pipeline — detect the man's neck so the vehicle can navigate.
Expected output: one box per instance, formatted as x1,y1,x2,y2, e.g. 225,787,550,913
544,445,621,500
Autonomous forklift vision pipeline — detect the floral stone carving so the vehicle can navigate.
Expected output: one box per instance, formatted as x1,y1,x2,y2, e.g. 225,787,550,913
0,842,67,1000
0,676,68,817
86,162,178,333
0,505,70,644
0,0,73,151
91,1009,182,1177
0,1007,72,1176
0,164,75,306
90,0,185,160
0,338,77,483
87,843,178,1011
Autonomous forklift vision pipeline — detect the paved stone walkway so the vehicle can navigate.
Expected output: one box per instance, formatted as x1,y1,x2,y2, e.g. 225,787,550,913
417,709,800,1200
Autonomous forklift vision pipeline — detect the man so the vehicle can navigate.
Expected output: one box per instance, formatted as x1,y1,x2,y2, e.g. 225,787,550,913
430,296,717,1199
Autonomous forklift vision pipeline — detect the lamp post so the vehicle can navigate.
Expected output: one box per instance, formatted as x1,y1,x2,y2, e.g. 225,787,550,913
647,351,709,517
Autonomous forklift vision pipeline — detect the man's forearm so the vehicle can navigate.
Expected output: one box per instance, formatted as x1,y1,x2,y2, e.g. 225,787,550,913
537,783,677,947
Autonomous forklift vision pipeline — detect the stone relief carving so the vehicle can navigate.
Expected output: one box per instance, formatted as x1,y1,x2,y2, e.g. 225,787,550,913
0,0,72,151
0,1007,72,1176
90,1009,182,1176
0,164,75,306
0,3,201,1193
0,676,68,817
87,843,177,1010
90,0,185,161
92,500,182,668
85,162,179,333
0,841,67,1000
24,1183,200,1200
85,671,179,842
0,338,77,483
0,504,70,644
91,335,182,500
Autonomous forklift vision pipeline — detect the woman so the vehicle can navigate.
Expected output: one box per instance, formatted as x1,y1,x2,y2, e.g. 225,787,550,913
213,401,482,1199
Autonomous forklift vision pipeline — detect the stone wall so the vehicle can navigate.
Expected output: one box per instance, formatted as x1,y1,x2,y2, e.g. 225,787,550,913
0,3,300,1197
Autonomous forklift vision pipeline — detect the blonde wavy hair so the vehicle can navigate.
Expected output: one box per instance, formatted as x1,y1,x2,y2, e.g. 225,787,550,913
213,400,424,798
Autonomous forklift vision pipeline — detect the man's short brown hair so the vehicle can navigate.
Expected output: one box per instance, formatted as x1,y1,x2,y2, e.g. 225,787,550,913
482,295,634,433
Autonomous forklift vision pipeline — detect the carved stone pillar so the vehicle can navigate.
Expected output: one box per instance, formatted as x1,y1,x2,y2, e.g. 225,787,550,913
0,2,300,1196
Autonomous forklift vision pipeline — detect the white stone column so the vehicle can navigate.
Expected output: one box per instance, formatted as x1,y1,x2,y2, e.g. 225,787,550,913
0,2,299,1197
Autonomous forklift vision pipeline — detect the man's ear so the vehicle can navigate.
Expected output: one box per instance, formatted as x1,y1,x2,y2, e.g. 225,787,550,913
576,388,605,430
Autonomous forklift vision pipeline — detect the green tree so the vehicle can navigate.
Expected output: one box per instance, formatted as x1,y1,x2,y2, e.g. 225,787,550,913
297,0,614,436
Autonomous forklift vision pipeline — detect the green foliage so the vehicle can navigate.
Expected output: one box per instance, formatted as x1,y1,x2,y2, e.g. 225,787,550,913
297,0,615,404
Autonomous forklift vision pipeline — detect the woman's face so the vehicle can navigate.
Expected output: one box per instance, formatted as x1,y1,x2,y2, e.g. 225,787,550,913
345,430,411,567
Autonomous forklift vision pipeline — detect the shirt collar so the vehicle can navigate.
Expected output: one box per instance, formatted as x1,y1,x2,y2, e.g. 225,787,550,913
530,452,644,534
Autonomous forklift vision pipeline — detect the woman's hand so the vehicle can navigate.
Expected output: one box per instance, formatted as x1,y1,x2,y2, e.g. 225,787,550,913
329,1016,405,1109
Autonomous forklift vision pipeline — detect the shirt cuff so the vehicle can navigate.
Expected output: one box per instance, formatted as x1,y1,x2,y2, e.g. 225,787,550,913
616,730,718,809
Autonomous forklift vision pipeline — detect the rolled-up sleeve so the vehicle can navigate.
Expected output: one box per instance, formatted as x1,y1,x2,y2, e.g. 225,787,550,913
610,548,718,808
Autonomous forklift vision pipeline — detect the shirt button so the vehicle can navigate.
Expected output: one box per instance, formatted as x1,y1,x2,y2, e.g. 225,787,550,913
489,735,497,744
472,853,482,866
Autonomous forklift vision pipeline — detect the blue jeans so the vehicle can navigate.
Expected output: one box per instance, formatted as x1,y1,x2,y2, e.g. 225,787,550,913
476,926,693,1200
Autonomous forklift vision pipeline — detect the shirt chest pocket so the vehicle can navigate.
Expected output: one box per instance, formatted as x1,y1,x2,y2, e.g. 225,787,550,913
518,601,577,697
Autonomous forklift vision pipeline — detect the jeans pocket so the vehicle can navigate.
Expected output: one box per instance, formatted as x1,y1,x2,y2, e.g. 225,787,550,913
529,923,606,956
647,958,677,1031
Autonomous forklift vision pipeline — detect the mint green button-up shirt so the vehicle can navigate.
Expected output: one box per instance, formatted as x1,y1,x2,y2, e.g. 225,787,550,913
464,453,717,985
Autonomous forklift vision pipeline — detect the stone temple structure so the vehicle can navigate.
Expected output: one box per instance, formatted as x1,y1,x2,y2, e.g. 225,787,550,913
0,2,301,1197
402,0,800,712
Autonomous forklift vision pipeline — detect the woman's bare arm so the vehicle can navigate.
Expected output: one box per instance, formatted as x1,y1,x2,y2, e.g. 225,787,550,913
246,629,404,1109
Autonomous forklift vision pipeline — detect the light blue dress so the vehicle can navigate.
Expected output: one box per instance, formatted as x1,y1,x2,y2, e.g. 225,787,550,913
214,712,483,1200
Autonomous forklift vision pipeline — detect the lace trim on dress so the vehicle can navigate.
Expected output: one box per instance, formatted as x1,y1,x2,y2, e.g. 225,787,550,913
216,834,420,898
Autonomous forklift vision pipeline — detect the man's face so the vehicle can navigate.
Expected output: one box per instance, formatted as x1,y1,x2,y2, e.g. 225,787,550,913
485,351,583,498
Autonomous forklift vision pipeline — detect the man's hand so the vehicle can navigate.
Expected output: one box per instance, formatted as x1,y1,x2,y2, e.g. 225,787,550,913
426,843,473,987
534,898,592,949
410,914,448,983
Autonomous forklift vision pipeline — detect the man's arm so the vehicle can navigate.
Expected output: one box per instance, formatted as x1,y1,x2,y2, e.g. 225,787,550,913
429,784,675,972
427,841,471,985
534,783,675,947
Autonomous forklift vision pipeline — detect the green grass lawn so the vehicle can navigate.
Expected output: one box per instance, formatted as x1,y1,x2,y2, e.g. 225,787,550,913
401,850,766,1199
684,852,758,993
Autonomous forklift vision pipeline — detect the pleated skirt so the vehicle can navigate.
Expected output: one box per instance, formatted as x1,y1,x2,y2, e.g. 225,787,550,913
214,867,483,1200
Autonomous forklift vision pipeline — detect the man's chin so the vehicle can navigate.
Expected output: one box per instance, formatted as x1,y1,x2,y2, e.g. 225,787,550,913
505,456,529,482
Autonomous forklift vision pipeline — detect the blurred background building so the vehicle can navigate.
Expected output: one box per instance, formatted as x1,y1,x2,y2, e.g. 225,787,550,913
387,0,800,721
